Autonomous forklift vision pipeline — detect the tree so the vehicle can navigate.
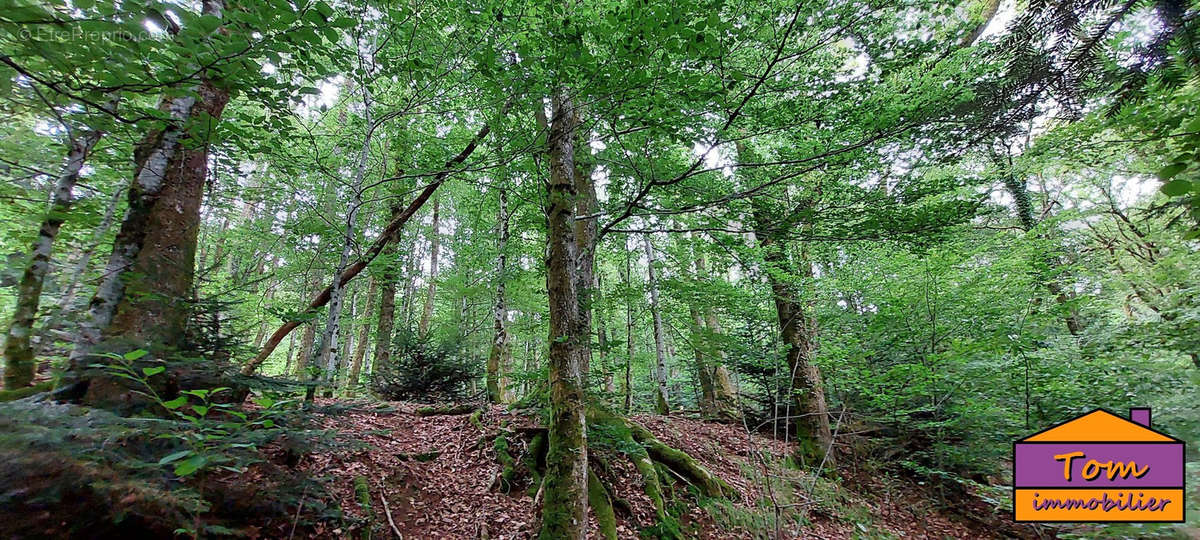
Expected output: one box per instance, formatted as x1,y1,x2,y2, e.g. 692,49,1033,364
3,103,108,389
64,0,233,408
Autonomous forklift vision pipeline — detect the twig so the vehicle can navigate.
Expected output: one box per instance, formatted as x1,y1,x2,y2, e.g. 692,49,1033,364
288,484,308,540
379,489,403,539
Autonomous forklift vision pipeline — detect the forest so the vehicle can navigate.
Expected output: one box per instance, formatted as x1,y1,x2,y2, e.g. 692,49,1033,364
1,0,1198,538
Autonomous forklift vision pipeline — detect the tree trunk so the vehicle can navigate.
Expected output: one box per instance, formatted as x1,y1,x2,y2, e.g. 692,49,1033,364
487,190,511,403
739,139,833,469
295,320,317,378
539,92,589,540
419,197,440,339
689,304,717,416
372,207,403,377
41,184,125,344
755,225,835,469
283,332,296,376
622,249,634,414
1001,156,1083,336
693,243,740,421
345,277,377,396
642,235,670,415
65,5,231,407
317,81,374,393
399,233,421,330
573,127,598,380
4,128,102,389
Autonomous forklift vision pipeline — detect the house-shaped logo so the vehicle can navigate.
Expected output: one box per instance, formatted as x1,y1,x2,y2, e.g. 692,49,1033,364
1013,408,1185,522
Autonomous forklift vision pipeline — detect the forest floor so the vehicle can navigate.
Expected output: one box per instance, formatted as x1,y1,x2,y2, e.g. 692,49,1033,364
259,400,1019,539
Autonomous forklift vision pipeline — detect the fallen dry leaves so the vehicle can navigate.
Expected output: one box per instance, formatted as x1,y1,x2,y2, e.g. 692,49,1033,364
275,401,1005,539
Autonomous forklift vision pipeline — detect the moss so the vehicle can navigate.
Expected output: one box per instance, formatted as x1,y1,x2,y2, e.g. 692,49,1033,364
493,432,516,492
0,381,52,402
587,469,618,540
630,423,734,498
353,475,372,540
413,451,441,462
469,407,485,430
524,431,547,497
415,404,476,416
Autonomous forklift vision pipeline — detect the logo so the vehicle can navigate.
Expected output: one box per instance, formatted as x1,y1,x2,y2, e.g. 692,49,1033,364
1013,408,1185,523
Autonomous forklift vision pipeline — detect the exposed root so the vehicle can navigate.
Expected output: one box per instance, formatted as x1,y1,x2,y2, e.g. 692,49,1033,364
629,422,735,498
492,431,517,493
353,476,372,540
476,406,733,537
414,403,479,416
524,430,547,497
587,468,618,540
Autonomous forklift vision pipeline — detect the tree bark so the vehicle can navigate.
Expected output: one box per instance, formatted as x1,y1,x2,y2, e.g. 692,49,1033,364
1000,159,1083,335
572,127,598,380
40,184,125,346
538,93,589,540
4,127,102,389
738,139,834,469
295,320,317,378
372,207,403,377
487,189,511,403
64,3,231,407
317,80,374,392
622,249,634,414
418,197,440,338
642,235,671,415
345,277,377,395
753,217,835,469
693,243,741,421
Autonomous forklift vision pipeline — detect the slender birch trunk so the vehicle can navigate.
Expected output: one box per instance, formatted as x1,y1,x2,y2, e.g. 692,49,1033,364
642,234,670,415
486,189,511,403
317,81,374,393
4,127,103,389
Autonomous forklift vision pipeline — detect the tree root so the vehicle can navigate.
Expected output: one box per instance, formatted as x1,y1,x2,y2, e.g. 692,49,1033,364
478,407,731,537
492,430,517,493
629,423,735,498
414,403,479,416
587,468,618,540
353,476,372,540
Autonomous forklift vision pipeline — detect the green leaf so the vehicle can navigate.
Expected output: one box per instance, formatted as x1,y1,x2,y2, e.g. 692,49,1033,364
1157,163,1187,181
162,396,188,409
197,14,223,34
1161,179,1192,197
142,366,165,377
158,450,194,465
124,349,149,361
191,405,210,417
173,455,208,476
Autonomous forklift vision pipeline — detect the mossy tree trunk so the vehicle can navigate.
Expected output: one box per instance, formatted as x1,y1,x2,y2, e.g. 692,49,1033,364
487,190,512,403
739,140,834,470
538,92,589,540
64,3,231,409
4,124,103,389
